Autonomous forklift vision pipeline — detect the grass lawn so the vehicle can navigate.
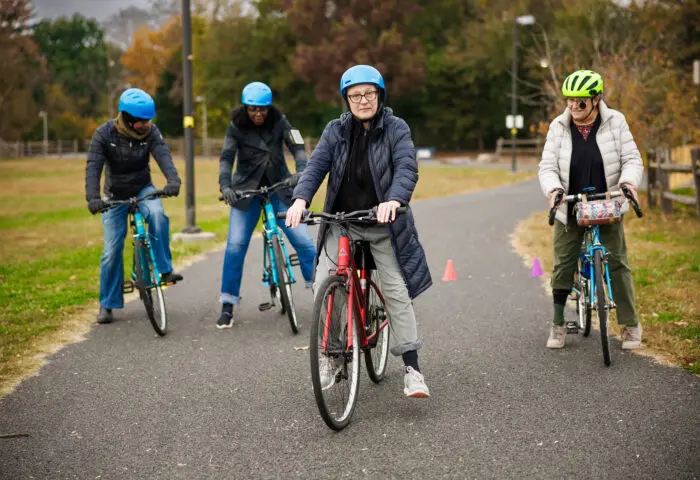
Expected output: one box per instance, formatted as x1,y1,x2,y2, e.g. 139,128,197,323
513,196,699,373
0,157,534,395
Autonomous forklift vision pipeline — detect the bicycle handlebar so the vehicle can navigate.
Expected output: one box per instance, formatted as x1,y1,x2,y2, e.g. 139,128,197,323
97,190,169,214
218,176,299,203
547,188,643,226
276,206,408,224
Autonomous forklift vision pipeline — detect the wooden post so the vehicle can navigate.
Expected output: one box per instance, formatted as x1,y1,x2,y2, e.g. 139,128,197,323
57,140,62,156
74,139,78,153
692,147,700,221
659,147,673,215
647,150,657,208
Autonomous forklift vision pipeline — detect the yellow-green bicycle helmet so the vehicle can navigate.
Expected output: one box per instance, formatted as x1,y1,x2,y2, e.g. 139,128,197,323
561,70,604,97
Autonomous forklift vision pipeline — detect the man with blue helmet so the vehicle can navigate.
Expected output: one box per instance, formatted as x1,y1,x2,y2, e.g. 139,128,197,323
215,81,316,328
286,65,432,398
85,87,183,325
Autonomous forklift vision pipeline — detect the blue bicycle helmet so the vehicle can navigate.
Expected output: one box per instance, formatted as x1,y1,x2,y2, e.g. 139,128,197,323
241,82,272,106
118,88,156,120
340,65,386,98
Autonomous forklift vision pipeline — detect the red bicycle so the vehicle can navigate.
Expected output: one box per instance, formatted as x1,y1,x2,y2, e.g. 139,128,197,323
279,207,404,430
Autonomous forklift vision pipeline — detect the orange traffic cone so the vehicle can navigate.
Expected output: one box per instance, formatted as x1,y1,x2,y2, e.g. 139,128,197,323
442,259,457,282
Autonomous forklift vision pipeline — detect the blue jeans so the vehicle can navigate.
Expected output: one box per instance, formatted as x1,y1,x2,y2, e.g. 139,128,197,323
99,184,173,309
220,193,316,305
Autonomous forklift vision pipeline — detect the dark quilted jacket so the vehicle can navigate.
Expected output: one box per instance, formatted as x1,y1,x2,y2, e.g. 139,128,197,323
293,108,432,299
85,121,180,201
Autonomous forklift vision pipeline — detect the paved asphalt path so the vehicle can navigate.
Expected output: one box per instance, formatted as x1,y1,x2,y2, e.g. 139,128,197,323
1,179,698,479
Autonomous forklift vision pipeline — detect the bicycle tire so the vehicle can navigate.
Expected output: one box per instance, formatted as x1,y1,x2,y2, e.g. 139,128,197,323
271,235,298,334
594,250,610,366
310,276,360,431
574,266,592,338
134,239,167,336
364,277,390,383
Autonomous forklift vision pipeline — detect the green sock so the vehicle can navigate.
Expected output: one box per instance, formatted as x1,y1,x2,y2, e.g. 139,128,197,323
553,304,565,326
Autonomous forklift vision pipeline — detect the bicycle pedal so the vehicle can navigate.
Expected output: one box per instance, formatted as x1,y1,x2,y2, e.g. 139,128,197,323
289,253,300,266
258,302,274,312
122,280,135,294
565,322,579,334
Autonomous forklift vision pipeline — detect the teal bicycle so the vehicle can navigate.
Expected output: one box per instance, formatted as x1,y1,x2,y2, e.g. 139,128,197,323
220,178,301,334
549,185,643,366
99,190,174,336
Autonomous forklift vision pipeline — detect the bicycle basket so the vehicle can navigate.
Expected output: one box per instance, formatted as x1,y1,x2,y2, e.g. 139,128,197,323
575,194,622,226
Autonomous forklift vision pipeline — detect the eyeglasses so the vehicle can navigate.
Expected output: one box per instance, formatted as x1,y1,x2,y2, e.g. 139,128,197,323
347,90,379,104
565,97,591,105
247,106,269,113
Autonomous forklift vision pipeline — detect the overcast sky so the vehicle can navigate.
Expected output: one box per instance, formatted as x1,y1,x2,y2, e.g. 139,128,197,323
33,0,149,21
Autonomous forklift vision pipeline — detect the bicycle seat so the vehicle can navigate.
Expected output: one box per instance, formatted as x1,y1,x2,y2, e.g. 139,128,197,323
353,240,376,270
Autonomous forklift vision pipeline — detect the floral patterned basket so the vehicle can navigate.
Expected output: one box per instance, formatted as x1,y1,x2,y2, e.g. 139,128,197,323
575,195,623,226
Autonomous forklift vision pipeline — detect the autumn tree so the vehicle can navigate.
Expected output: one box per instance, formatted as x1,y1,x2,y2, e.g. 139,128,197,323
286,0,426,104
33,14,108,118
0,0,47,141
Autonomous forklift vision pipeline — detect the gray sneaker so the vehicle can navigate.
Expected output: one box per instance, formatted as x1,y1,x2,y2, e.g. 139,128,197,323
319,356,343,390
621,323,643,350
404,367,430,398
546,325,566,349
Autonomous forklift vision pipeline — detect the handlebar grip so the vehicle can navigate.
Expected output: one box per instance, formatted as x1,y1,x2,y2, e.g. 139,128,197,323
631,201,644,218
548,208,556,226
276,212,287,219
396,207,408,215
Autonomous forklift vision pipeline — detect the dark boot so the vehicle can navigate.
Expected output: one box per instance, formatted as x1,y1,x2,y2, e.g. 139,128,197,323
97,307,114,324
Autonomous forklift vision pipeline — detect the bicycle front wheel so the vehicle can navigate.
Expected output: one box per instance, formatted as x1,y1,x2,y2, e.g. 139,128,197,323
272,236,298,334
594,250,610,366
134,238,167,336
310,276,360,431
574,269,592,338
364,277,390,383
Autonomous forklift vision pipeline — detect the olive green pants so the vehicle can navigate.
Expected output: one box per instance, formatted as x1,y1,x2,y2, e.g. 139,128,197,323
552,217,638,326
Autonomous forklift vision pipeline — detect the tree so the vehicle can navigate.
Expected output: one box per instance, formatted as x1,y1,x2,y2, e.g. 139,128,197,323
102,6,160,50
120,16,182,95
286,0,427,104
0,0,47,141
33,14,108,118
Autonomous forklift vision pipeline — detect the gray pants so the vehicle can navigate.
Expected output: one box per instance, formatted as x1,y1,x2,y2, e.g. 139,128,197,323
314,223,423,356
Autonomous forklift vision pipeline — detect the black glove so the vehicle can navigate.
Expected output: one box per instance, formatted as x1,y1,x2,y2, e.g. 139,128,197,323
87,198,107,215
285,173,301,188
163,182,180,197
221,187,240,206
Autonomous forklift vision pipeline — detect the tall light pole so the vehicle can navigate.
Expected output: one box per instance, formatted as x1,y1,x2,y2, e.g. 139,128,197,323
196,96,208,157
181,0,200,233
511,14,535,173
38,111,48,157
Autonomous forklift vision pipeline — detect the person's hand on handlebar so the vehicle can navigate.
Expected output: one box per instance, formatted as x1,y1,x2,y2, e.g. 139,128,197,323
285,198,307,228
548,188,565,209
620,183,639,204
221,187,240,206
377,200,401,224
87,198,107,215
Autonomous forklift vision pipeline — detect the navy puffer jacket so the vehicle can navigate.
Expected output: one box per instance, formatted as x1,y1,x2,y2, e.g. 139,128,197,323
293,108,432,299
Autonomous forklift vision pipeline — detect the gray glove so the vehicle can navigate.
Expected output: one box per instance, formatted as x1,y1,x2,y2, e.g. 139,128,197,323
88,198,107,215
221,187,240,206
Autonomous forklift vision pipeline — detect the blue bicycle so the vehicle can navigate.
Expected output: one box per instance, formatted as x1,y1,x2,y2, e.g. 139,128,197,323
99,190,172,336
220,178,301,334
549,186,643,366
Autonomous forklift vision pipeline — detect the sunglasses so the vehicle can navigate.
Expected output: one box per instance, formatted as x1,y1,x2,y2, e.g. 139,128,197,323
247,106,269,113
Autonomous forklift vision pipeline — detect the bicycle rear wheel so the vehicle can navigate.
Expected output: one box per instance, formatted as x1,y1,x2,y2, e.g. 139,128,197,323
594,250,610,366
364,276,390,383
310,276,360,431
272,236,298,334
134,238,167,336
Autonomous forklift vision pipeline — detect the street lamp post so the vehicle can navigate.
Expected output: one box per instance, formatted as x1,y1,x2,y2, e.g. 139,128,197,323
511,14,535,173
181,0,200,234
196,96,208,157
38,111,48,157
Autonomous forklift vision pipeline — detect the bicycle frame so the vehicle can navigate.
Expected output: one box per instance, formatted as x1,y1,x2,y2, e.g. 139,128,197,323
582,225,615,310
261,197,296,287
322,234,389,354
130,206,162,288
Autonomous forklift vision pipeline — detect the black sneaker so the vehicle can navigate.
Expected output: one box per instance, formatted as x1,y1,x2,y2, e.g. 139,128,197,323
161,271,183,284
97,307,114,324
216,312,234,329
